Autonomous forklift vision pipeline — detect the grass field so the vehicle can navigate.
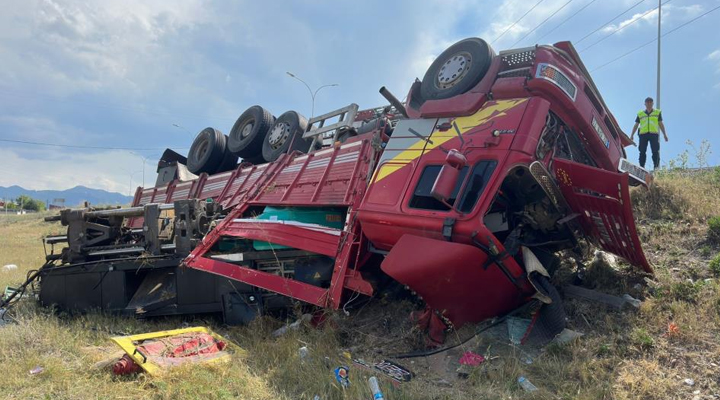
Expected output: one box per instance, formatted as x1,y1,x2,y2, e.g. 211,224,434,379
1,171,720,400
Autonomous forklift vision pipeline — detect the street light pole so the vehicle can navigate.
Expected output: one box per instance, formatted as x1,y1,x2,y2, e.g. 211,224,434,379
286,72,339,118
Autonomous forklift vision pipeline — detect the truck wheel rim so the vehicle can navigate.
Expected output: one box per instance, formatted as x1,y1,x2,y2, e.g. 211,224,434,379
268,122,291,149
241,122,254,138
437,52,472,89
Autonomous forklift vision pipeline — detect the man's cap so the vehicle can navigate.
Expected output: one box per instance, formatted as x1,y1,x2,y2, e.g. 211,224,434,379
645,97,654,102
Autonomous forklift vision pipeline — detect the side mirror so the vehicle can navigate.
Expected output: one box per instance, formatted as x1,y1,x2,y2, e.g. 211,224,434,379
431,149,467,204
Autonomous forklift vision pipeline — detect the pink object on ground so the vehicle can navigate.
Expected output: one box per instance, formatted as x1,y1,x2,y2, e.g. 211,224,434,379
459,351,485,366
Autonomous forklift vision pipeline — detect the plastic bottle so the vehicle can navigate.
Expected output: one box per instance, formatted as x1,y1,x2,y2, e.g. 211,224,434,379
369,376,385,400
518,376,538,392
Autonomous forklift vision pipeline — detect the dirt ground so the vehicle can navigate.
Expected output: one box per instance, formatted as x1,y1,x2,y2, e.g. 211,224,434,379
1,171,720,399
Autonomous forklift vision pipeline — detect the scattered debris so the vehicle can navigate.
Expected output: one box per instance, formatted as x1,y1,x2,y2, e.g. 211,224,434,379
2,264,18,272
458,351,485,366
622,294,642,308
91,351,126,371
435,379,452,387
298,346,309,361
29,366,45,376
352,359,413,384
518,376,539,392
272,314,312,337
667,322,681,337
3,286,25,301
113,354,142,375
592,250,618,270
369,376,385,400
563,285,627,309
685,378,695,386
109,327,237,376
507,317,532,345
334,366,350,388
551,329,584,345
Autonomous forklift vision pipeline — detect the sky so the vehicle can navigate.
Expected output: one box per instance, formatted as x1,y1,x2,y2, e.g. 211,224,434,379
0,0,718,194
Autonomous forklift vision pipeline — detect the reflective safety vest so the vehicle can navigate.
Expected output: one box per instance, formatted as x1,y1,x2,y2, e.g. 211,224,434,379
637,109,661,134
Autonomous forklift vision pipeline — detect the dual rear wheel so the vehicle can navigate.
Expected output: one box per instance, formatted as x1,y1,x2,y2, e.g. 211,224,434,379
187,107,312,175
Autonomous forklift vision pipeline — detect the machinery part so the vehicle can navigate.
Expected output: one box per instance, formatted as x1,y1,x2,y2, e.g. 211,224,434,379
215,136,240,173
293,256,334,288
379,87,408,118
262,111,310,162
187,127,227,174
241,154,266,165
174,200,213,256
228,105,276,160
420,37,494,101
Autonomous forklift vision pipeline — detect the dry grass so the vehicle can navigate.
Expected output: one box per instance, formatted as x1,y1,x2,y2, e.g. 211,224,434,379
1,172,720,399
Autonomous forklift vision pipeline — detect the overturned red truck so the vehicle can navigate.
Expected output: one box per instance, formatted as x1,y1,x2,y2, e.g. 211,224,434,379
36,38,652,343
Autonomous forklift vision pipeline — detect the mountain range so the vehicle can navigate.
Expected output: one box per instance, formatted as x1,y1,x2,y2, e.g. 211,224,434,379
0,185,133,207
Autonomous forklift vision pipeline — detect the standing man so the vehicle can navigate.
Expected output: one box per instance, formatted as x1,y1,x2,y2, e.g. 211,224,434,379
630,97,668,169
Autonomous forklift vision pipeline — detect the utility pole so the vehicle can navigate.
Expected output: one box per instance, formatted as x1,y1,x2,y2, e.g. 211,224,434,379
656,0,661,108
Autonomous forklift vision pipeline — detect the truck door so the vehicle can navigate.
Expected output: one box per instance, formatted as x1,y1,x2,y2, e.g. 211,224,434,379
552,158,652,272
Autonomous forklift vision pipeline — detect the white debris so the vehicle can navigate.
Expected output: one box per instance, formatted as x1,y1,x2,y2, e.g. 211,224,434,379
2,264,18,272
592,250,618,270
552,329,584,345
684,378,695,386
272,314,312,337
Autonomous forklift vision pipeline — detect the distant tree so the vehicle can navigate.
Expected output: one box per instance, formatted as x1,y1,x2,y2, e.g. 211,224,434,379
15,195,46,211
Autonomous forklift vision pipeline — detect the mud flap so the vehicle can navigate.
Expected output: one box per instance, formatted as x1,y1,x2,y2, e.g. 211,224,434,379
381,234,527,328
552,159,652,272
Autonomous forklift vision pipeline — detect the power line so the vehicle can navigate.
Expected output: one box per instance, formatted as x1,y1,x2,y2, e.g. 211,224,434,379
591,4,720,72
491,0,546,45
535,0,599,43
575,0,646,45
0,138,188,151
510,0,575,48
579,0,671,53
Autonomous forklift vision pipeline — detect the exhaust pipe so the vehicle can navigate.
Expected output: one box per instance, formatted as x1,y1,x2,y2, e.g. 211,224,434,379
379,86,408,118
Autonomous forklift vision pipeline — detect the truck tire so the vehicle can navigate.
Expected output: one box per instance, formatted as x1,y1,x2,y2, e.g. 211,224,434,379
228,105,275,161
214,135,240,173
187,127,227,174
420,37,494,101
262,111,310,162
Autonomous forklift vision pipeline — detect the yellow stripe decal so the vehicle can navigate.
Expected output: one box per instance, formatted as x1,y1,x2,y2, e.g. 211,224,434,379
374,99,528,183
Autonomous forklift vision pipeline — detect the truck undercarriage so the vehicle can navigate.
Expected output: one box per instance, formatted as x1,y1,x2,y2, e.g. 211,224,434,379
22,37,653,346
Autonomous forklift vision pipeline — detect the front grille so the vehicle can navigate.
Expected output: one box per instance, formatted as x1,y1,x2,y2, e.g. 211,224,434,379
500,49,536,69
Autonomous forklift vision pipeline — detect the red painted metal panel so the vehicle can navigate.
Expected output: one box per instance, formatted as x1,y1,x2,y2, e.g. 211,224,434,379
552,158,652,272
222,219,341,258
191,256,328,306
382,234,527,326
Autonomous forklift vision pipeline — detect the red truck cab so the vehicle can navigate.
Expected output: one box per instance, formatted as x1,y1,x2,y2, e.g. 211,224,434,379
356,38,651,336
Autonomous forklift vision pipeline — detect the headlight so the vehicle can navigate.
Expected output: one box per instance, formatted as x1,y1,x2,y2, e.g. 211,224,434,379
535,63,577,101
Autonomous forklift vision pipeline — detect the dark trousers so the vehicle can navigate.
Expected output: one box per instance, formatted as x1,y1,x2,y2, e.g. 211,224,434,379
638,133,660,169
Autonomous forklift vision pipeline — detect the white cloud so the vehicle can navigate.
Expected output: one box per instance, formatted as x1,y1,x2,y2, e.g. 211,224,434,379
708,50,720,88
478,0,581,47
600,4,704,34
